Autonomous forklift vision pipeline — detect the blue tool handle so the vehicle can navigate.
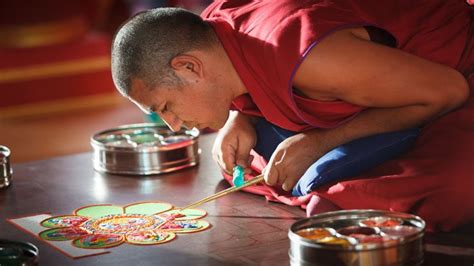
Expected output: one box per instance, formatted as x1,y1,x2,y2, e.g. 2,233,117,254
232,165,245,187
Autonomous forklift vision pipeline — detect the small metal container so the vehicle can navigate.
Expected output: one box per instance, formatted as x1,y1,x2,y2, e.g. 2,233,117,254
289,209,425,266
0,240,39,265
91,123,200,175
0,145,12,189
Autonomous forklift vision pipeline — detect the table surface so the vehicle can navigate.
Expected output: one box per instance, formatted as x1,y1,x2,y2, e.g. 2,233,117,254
1,133,473,265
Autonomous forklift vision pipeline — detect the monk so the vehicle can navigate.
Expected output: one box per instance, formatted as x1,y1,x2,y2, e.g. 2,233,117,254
111,1,473,231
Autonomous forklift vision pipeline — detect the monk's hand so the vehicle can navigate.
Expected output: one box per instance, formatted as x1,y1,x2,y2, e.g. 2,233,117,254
263,132,325,192
212,111,257,174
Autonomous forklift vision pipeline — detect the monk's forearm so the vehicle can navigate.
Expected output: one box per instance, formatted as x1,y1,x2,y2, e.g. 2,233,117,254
300,105,444,155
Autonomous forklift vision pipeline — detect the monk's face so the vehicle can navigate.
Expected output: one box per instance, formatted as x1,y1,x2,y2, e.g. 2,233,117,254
128,78,232,132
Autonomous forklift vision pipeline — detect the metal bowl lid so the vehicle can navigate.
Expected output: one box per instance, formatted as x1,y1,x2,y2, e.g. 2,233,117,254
289,209,425,251
91,123,199,152
90,123,201,175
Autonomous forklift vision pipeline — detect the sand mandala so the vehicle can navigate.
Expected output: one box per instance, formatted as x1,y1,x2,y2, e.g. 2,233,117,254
37,202,210,249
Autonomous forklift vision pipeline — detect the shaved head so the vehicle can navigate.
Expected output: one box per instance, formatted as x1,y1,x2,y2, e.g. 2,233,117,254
111,8,218,96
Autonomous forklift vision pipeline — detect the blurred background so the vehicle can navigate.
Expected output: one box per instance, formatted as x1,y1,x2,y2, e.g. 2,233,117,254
0,0,212,163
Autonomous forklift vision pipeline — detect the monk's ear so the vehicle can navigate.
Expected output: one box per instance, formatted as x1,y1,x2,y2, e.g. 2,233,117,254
170,54,204,78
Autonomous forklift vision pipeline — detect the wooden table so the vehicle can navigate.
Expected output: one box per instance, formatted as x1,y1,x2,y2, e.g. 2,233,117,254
1,133,473,265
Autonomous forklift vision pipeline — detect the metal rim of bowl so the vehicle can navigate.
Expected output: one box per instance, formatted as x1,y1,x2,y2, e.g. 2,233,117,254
289,209,425,251
90,123,201,175
90,123,199,152
0,145,10,158
0,239,39,262
0,145,12,188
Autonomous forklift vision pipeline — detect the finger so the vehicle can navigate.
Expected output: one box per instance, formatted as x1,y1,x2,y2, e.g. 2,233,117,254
282,175,300,192
212,143,233,174
235,139,253,168
220,146,236,173
211,146,224,168
216,156,229,175
243,155,254,174
213,152,224,170
272,158,287,185
264,165,279,186
211,142,225,168
218,154,234,175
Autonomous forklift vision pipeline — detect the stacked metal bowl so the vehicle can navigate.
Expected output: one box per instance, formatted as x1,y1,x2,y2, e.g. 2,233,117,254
91,123,200,175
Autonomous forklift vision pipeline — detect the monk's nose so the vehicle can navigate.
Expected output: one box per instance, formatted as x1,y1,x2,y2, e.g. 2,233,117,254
159,113,183,132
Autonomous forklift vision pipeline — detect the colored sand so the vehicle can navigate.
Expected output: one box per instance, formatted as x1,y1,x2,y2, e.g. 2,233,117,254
129,133,158,144
338,226,377,236
296,228,333,240
361,217,402,227
317,236,351,246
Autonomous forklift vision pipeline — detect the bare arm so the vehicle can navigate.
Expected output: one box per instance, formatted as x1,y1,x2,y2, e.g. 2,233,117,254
264,27,469,190
293,27,469,150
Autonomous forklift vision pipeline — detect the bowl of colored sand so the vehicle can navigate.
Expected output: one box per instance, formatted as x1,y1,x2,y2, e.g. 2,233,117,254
288,209,425,266
91,123,200,175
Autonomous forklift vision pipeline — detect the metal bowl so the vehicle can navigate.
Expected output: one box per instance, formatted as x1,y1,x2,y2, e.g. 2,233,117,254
0,239,39,265
288,209,425,266
0,145,12,188
91,123,200,175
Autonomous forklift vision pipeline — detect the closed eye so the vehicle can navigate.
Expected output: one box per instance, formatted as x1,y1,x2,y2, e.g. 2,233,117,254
161,104,168,114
